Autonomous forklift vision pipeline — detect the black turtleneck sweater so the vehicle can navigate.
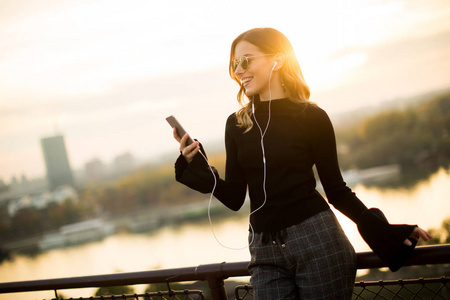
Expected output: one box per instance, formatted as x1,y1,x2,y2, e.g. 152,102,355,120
175,98,368,233
175,98,418,271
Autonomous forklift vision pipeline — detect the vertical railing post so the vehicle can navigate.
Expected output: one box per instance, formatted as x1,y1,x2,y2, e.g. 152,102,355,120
196,262,228,300
206,276,227,300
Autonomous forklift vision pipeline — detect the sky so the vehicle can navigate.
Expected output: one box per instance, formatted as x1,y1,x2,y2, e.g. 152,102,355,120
1,0,450,183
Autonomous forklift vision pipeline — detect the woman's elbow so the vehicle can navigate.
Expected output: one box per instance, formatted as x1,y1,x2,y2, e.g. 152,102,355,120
228,203,243,211
220,197,245,211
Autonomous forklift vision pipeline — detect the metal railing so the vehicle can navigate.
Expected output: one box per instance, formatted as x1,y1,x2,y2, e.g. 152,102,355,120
0,244,449,300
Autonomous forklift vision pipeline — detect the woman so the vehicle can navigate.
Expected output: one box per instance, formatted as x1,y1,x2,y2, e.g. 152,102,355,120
172,28,431,299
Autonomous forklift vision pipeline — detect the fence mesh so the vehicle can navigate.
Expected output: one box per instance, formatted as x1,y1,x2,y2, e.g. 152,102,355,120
352,277,449,300
235,277,449,300
51,289,204,300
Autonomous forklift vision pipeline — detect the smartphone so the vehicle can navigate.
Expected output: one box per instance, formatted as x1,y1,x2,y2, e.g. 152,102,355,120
166,115,194,145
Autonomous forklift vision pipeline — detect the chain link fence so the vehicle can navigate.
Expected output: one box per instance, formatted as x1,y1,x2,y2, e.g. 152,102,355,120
50,289,204,300
234,277,449,300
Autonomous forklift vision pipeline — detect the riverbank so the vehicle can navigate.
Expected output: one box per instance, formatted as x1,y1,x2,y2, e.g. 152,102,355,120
1,198,244,258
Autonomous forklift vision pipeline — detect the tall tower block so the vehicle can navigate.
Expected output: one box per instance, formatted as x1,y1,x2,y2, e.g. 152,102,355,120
40,135,74,190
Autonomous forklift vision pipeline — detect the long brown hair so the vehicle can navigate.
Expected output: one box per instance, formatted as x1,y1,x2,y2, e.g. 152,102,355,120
229,28,311,132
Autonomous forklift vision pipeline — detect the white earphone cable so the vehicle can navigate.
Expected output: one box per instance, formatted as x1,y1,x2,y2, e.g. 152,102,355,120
203,60,276,250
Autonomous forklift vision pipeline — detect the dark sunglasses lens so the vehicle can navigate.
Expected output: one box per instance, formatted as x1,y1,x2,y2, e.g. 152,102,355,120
240,57,248,70
232,57,250,72
232,60,238,72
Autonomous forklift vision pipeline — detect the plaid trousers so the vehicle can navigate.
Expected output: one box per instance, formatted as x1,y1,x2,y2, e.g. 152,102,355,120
248,209,357,300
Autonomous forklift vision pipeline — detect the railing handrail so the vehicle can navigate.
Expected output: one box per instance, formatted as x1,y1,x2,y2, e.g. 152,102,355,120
0,244,449,297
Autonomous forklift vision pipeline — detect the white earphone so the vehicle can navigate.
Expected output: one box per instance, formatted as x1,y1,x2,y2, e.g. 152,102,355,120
252,61,277,114
206,58,278,250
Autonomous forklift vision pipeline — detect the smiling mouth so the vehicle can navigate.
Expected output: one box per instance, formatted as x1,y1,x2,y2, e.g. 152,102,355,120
241,77,252,87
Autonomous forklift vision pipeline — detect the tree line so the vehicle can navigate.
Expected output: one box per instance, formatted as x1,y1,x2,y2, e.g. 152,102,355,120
335,91,450,183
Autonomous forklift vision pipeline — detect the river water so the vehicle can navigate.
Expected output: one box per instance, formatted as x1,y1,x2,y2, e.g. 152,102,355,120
1,168,449,299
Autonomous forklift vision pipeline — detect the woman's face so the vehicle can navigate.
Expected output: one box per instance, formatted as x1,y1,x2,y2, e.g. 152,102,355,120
233,41,274,100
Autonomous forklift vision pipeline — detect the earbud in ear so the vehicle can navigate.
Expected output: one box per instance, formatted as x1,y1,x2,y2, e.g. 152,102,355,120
271,61,278,71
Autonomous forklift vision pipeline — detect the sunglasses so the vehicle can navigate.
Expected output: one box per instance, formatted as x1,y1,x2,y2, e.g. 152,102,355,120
231,54,274,73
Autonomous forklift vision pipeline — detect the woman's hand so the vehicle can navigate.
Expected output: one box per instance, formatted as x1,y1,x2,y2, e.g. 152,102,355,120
173,127,200,164
403,226,432,246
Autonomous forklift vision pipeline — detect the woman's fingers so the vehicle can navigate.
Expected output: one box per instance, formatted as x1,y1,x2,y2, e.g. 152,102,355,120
182,140,200,163
403,227,432,246
175,132,198,163
173,127,181,142
172,127,199,163
173,128,191,150
414,227,432,241
179,133,192,151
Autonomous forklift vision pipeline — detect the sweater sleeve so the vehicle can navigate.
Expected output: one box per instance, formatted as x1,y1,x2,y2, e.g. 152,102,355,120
174,143,217,194
174,115,247,211
309,106,417,271
309,106,368,221
357,208,417,271
213,115,248,210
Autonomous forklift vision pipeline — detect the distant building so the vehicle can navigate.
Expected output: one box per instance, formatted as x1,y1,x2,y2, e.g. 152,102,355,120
0,175,48,205
114,152,134,174
85,158,105,181
40,135,74,190
7,185,78,217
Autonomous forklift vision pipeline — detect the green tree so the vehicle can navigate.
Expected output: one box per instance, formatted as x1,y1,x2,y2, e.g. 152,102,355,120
10,208,45,237
335,91,450,175
95,285,135,296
